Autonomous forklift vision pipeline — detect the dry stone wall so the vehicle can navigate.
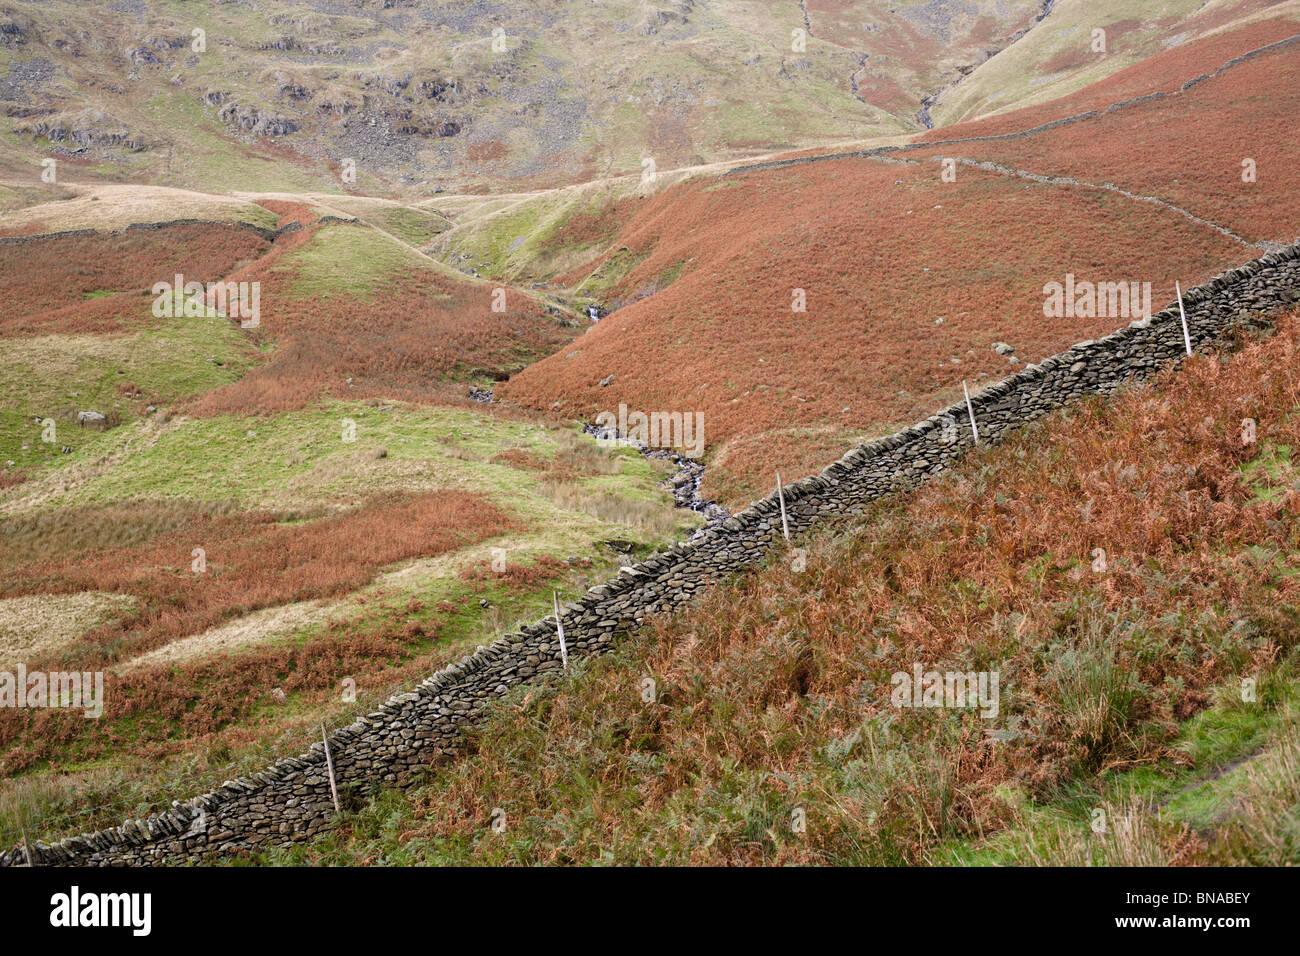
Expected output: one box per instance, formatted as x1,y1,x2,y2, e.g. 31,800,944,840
6,242,1300,866
0,218,300,247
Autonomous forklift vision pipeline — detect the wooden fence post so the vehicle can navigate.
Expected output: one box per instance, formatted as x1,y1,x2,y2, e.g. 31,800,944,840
321,723,341,816
963,380,980,443
777,472,790,543
553,591,569,671
1176,280,1192,356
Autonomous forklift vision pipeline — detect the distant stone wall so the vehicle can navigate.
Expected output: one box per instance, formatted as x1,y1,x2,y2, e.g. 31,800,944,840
5,242,1299,867
0,218,300,246
723,32,1300,180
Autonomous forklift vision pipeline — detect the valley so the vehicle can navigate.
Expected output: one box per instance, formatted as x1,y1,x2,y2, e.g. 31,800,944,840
0,0,1296,873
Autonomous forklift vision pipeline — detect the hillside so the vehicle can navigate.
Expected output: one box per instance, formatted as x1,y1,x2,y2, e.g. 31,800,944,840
924,0,1300,128
0,0,1297,880
0,203,704,839
469,13,1300,509
0,0,1053,194
4,0,1289,196
268,308,1300,866
917,6,1300,142
909,17,1300,246
497,155,1255,508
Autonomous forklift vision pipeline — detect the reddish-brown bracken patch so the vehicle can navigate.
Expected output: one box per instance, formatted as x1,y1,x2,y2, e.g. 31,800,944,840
375,312,1300,866
0,212,577,412
0,219,50,238
459,553,575,592
467,141,508,163
254,199,319,228
187,230,576,416
501,157,1248,508
0,490,517,769
0,223,272,336
853,72,916,114
914,15,1300,141
908,36,1300,244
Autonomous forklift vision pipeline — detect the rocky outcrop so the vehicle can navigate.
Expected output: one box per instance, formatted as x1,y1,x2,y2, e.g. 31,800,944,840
0,18,28,46
15,109,149,151
217,100,299,137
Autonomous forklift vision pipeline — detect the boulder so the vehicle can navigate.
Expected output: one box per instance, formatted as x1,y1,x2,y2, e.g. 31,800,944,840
76,410,108,431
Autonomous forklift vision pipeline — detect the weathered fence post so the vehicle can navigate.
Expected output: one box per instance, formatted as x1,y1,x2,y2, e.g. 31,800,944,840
321,723,341,816
553,591,569,671
963,380,979,443
1176,280,1192,356
777,472,790,542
